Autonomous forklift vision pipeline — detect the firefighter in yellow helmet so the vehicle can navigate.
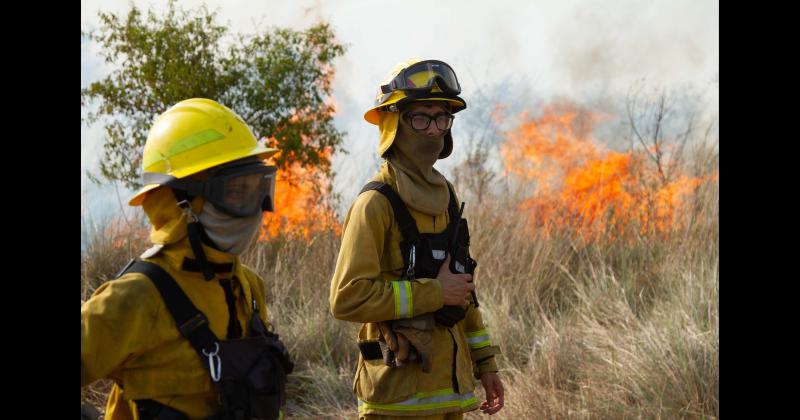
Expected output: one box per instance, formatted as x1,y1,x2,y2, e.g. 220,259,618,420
330,59,505,419
81,98,293,420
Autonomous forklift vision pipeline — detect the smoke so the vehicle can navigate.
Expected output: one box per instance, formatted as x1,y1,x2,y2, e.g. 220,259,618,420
548,0,719,97
81,0,719,220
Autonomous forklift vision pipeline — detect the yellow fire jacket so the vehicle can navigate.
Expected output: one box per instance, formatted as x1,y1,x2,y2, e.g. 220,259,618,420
330,162,501,417
81,188,271,420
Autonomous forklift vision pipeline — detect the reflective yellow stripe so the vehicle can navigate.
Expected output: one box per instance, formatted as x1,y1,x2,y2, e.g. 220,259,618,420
358,389,477,413
465,328,488,338
143,129,225,169
466,328,491,349
404,280,413,318
392,280,413,319
168,129,225,156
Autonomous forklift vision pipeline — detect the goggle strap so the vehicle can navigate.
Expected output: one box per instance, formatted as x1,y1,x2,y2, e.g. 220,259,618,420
187,222,215,281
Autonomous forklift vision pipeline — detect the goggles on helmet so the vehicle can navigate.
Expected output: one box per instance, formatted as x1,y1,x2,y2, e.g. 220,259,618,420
380,60,462,96
143,158,277,217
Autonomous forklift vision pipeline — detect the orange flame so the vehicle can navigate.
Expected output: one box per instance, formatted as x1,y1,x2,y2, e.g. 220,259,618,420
260,151,341,240
257,82,342,241
501,103,706,240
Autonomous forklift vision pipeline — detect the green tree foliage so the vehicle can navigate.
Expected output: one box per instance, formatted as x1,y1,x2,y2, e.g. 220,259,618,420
81,1,346,190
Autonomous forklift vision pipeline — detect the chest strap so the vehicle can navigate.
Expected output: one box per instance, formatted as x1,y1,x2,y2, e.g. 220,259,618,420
120,261,220,364
359,181,460,245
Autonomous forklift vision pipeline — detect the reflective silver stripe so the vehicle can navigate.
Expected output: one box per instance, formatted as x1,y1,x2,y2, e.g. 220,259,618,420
467,335,490,345
404,281,413,318
393,280,410,318
466,328,491,348
397,281,408,318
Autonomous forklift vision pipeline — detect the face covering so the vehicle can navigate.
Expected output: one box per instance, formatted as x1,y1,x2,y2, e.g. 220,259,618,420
386,114,450,216
198,201,263,256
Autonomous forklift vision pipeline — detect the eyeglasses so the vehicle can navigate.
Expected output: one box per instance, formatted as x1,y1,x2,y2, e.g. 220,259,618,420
403,112,455,131
381,60,462,96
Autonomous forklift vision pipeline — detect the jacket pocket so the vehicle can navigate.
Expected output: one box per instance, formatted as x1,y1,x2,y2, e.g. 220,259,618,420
355,356,419,403
454,329,478,394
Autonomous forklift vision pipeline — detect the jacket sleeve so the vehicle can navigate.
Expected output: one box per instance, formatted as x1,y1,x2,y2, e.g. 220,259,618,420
463,299,502,379
81,274,161,387
329,191,445,323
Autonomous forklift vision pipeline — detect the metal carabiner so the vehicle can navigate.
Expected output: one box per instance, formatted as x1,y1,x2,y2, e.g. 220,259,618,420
406,244,416,280
176,199,199,223
202,342,222,382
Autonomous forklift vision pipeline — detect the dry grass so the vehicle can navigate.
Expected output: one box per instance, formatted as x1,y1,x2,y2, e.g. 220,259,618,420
81,154,718,419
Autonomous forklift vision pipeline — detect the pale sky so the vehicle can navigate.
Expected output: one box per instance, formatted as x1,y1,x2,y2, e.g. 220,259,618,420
80,0,719,224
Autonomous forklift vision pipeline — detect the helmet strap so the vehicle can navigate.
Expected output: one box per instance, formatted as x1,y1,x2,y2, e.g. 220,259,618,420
172,189,216,281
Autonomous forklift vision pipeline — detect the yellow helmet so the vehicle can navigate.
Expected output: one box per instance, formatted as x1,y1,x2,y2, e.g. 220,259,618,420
128,98,278,206
364,59,467,159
